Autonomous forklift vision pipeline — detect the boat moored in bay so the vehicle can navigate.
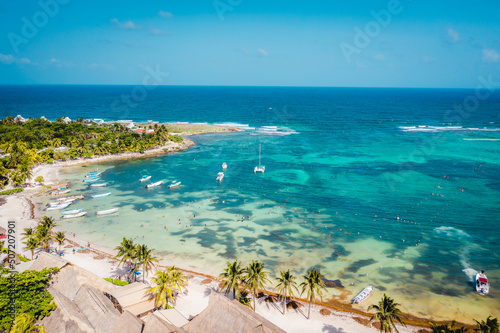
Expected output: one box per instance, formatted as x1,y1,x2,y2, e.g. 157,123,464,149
352,285,374,304
146,180,163,188
96,208,119,216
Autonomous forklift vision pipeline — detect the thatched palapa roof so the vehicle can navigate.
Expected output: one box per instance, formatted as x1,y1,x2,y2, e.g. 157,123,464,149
108,282,155,317
184,293,286,333
110,310,144,333
30,252,69,271
142,313,184,333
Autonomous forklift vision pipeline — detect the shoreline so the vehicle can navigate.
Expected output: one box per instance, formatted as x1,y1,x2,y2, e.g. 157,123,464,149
2,133,476,332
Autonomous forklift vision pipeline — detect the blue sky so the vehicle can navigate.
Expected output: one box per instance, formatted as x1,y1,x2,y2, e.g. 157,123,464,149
0,0,499,87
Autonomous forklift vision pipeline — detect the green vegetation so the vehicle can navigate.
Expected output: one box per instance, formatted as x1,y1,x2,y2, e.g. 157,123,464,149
21,216,61,260
146,266,187,309
0,267,59,332
300,269,327,319
34,176,44,184
275,269,298,315
114,237,158,282
219,261,244,299
0,116,174,188
429,317,499,333
0,188,23,195
368,294,406,333
104,278,130,286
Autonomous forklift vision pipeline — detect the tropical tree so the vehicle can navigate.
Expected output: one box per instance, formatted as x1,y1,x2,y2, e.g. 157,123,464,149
10,313,45,333
135,244,158,282
475,316,499,333
114,237,137,279
275,269,298,315
219,261,244,298
35,176,44,185
299,269,327,319
430,321,469,333
167,266,187,299
21,227,35,240
40,216,57,231
54,231,65,253
146,270,174,309
35,225,52,252
238,290,253,310
24,237,39,260
244,260,270,311
368,294,406,333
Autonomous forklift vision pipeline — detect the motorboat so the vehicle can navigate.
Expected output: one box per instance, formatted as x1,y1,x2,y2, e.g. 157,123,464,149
46,203,71,211
222,162,227,170
475,270,489,295
61,208,83,215
51,189,70,195
216,172,224,182
146,181,163,189
139,175,152,182
352,285,374,304
48,199,76,207
85,172,101,178
83,177,100,183
254,144,265,173
96,208,119,216
62,211,87,219
92,192,111,198
90,183,108,187
168,181,181,188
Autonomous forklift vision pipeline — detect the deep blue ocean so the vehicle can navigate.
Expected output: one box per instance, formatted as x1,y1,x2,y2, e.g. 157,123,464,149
1,85,499,322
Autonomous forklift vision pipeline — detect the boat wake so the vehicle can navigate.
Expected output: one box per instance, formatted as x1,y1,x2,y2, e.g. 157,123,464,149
434,226,475,280
399,125,500,132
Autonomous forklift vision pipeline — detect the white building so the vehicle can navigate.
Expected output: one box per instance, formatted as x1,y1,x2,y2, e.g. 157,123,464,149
14,115,26,123
61,117,72,124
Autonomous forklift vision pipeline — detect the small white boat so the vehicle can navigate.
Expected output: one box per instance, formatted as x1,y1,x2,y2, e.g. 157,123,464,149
46,203,71,211
85,172,101,178
51,189,70,195
216,172,224,182
352,285,374,304
48,199,76,207
139,175,152,182
475,270,489,295
62,211,87,219
90,183,108,187
254,144,265,173
61,208,83,215
168,181,181,189
222,162,227,170
96,208,119,216
92,192,111,198
84,177,100,183
146,181,163,189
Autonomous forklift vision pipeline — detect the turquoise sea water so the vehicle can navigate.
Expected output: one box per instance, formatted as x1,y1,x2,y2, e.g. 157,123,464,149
3,86,500,323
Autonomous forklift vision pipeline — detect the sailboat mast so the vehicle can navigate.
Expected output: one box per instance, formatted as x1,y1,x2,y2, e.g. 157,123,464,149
259,144,261,165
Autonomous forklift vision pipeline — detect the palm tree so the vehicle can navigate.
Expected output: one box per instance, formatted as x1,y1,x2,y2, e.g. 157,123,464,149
475,316,499,333
167,266,188,297
21,227,35,240
54,231,65,253
299,269,327,319
219,261,244,298
430,321,468,333
135,244,158,282
244,260,270,311
115,237,137,279
275,269,298,315
24,237,39,260
40,216,57,231
368,294,406,333
238,290,253,310
10,313,45,333
36,225,52,252
147,270,174,309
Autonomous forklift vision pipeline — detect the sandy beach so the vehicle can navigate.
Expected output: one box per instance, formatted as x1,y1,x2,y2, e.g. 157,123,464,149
0,139,427,333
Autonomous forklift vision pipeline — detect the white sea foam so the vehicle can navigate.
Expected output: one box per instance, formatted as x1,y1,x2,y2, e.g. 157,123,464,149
434,226,471,238
399,125,500,132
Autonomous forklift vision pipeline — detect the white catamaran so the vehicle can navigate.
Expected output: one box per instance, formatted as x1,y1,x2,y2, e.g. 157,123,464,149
216,172,224,182
254,144,265,173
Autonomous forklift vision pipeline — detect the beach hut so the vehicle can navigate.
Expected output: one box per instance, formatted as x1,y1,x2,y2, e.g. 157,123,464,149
2,253,21,266
142,313,185,333
184,293,286,333
107,282,156,317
